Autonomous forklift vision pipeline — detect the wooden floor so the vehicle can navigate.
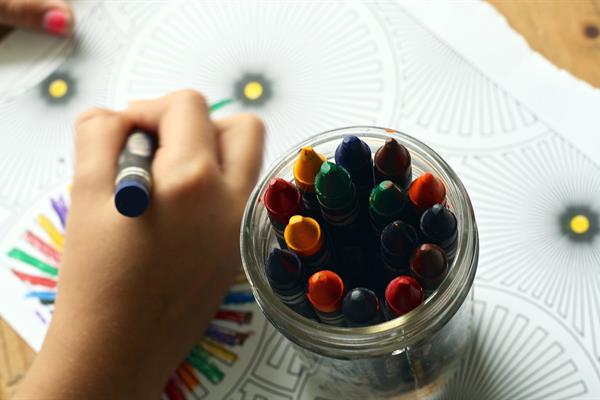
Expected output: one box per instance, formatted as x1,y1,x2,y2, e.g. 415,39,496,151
1,1,599,398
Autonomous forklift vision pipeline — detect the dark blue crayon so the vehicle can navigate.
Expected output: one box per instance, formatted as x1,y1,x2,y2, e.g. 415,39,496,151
266,248,317,320
223,291,255,305
315,162,370,287
335,136,375,208
380,221,419,280
419,204,458,260
342,287,383,327
114,129,157,218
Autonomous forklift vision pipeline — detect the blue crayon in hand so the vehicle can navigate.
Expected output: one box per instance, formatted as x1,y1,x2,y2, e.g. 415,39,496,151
335,136,375,208
266,248,317,320
342,287,383,327
114,129,157,217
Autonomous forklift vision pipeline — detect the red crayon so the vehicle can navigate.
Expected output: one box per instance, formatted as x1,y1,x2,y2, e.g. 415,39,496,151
264,178,303,248
307,270,346,326
410,244,448,296
384,276,424,319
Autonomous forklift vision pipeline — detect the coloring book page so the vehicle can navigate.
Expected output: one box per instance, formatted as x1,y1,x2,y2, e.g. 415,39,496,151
0,1,599,398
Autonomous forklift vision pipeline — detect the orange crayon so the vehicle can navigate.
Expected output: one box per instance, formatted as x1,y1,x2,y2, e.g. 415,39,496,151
293,146,326,218
284,215,333,274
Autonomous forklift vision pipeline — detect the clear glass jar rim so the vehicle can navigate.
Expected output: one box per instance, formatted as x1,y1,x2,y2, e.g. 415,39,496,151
241,126,479,357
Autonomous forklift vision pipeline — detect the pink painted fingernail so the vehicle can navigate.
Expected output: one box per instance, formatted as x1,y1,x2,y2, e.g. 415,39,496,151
42,9,70,35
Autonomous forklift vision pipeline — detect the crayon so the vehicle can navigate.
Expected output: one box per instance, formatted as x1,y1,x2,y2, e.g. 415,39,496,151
315,162,368,285
407,173,446,219
266,248,317,319
11,270,57,289
223,290,255,305
380,221,419,280
293,146,326,219
342,287,383,327
284,216,333,275
114,129,157,218
25,230,61,265
419,204,458,260
263,178,303,248
8,248,58,277
335,135,375,206
384,276,424,319
373,138,412,189
214,309,252,325
204,324,253,346
176,363,208,398
307,270,346,326
410,244,448,296
369,180,406,239
175,367,198,395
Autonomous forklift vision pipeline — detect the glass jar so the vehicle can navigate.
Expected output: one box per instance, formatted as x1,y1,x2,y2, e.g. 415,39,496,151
241,127,479,399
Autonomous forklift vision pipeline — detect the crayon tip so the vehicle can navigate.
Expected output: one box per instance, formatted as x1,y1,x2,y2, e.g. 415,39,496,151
381,221,418,257
408,173,446,210
342,288,380,326
284,215,324,257
374,138,411,183
293,147,327,192
315,162,354,205
335,136,372,171
264,178,302,225
307,270,345,313
410,244,448,290
385,276,424,317
114,179,150,217
420,204,457,240
369,180,405,218
266,248,303,290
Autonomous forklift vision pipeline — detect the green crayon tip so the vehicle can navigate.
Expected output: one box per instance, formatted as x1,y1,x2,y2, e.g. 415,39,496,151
369,180,405,223
315,162,355,208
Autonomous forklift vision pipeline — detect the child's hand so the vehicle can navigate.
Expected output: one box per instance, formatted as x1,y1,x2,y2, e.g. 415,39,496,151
0,0,73,35
16,90,265,399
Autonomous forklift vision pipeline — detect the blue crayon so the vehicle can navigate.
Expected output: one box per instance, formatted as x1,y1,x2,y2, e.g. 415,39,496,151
26,291,56,302
419,204,458,261
315,162,369,287
266,248,317,320
380,220,419,280
342,287,383,327
114,129,157,218
223,291,255,305
335,136,375,208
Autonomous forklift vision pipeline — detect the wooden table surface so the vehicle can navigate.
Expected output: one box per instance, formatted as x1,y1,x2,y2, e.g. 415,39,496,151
1,1,599,398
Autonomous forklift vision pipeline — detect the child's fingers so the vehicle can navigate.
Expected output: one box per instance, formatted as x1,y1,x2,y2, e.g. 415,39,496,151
214,114,265,196
73,108,133,193
123,90,217,163
0,0,73,35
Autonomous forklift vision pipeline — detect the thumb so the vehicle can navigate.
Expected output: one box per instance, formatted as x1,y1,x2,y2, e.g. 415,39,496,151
0,0,73,36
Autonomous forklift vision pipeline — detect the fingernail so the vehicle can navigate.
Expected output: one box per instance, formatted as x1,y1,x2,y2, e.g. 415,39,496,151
43,9,70,35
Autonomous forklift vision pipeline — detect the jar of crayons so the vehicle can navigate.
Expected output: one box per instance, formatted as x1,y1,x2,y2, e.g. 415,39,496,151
241,127,478,399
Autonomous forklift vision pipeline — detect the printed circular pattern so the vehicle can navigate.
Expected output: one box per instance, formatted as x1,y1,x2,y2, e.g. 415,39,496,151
111,0,398,166
452,133,600,363
368,2,547,152
0,6,122,206
441,284,600,399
